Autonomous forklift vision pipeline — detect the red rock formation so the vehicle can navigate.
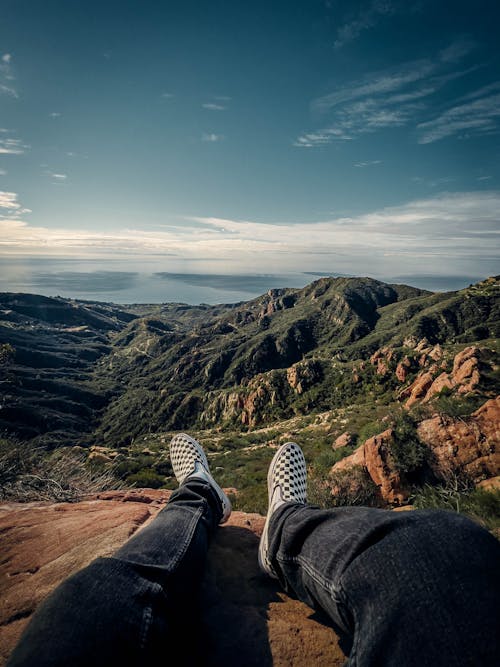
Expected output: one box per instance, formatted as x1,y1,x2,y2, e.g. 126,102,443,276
401,371,436,408
286,360,319,395
333,432,353,450
398,346,484,408
428,344,444,362
417,346,481,405
395,356,412,383
423,372,454,399
331,429,408,504
0,490,346,667
363,429,407,504
417,397,500,481
331,444,366,472
452,346,481,394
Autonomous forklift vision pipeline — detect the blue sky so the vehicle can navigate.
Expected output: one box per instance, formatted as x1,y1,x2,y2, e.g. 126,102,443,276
1,0,499,285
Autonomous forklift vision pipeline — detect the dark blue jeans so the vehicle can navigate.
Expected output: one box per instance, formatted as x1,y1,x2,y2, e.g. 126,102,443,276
8,481,500,666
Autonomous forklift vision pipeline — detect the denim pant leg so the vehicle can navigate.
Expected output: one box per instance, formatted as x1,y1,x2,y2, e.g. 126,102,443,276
268,505,500,667
8,479,221,667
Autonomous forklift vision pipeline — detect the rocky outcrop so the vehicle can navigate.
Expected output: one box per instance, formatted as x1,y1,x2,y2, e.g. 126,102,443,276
417,397,500,481
370,346,394,376
286,360,320,395
333,432,353,450
0,490,346,667
331,429,407,504
259,289,297,318
331,397,500,502
201,374,284,428
395,356,412,383
400,370,436,408
399,346,483,408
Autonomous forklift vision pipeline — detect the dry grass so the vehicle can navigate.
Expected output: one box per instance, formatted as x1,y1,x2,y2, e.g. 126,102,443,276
0,440,124,502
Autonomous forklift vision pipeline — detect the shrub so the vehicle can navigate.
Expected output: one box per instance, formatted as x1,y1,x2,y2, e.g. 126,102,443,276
432,393,485,418
411,475,500,532
389,412,429,474
312,447,352,475
126,469,165,489
358,420,385,445
309,466,381,509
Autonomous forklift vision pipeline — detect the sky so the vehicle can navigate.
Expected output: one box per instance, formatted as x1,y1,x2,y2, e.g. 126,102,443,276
0,0,499,297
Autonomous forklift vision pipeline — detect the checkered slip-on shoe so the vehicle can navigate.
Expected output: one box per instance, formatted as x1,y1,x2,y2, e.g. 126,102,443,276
258,442,307,578
170,433,231,524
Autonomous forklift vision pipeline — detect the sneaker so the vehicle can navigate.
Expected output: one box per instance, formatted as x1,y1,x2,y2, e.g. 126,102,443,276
258,442,307,578
170,433,231,524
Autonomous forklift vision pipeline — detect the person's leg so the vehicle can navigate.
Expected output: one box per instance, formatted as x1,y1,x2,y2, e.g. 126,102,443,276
8,434,231,667
259,443,500,667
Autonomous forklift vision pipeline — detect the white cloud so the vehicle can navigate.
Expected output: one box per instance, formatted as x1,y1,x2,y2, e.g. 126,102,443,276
0,169,6,176
49,112,62,118
51,173,67,181
161,92,175,99
311,59,435,114
202,103,226,111
1,192,498,278
0,137,28,154
0,84,17,97
439,40,476,64
417,91,500,144
295,43,491,148
354,160,382,167
0,191,20,209
333,0,396,50
0,190,31,219
202,133,223,142
0,53,17,97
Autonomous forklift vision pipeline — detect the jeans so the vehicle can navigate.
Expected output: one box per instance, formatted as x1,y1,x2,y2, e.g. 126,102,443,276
8,480,500,667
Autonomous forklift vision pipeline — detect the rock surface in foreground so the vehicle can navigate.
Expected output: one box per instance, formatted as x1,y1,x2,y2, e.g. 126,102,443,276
0,490,345,666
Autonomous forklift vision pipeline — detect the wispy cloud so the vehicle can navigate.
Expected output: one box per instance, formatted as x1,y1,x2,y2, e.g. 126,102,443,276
161,92,175,99
354,160,382,167
51,173,67,181
0,190,31,218
417,90,500,144
1,192,497,279
0,191,19,209
311,59,435,114
0,52,17,97
0,135,29,155
202,102,226,111
411,176,455,188
49,112,62,118
0,169,6,176
294,42,490,147
333,0,396,50
202,133,223,142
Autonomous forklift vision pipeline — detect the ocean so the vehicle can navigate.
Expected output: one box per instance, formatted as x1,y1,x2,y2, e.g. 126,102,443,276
0,256,481,305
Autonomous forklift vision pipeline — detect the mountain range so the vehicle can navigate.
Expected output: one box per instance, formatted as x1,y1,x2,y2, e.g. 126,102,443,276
1,275,498,450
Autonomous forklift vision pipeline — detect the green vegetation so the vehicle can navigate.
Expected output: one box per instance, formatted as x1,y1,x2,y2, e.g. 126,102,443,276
432,392,486,418
389,411,428,474
412,477,500,532
309,466,381,509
